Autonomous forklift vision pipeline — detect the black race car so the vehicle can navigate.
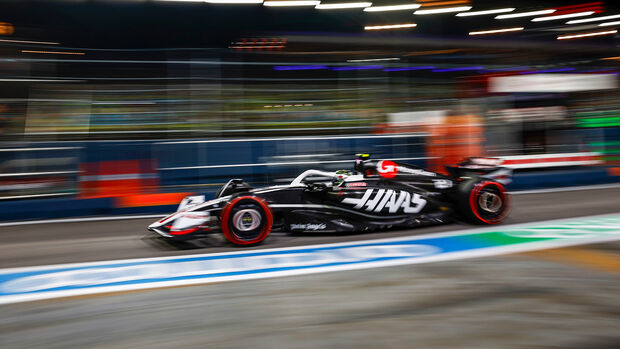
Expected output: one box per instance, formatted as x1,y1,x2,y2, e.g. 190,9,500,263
148,154,511,246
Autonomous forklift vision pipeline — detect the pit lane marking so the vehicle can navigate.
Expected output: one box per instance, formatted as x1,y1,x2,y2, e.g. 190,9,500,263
1,213,620,305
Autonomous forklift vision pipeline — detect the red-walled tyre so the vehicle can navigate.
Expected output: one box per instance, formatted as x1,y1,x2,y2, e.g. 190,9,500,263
459,180,510,224
220,196,273,246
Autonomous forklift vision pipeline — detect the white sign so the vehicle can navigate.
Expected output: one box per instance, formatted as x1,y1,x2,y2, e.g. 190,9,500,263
489,74,617,93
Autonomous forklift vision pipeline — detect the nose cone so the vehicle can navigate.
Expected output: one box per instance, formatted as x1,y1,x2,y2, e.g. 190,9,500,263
147,219,173,237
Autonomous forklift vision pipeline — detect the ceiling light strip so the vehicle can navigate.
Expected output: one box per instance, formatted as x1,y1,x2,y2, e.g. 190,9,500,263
456,8,515,17
495,9,555,19
599,20,620,27
557,29,617,40
0,39,60,45
532,11,594,22
263,1,320,6
414,6,472,15
364,23,417,30
363,4,420,12
418,0,469,7
567,14,620,24
469,27,524,35
315,2,371,9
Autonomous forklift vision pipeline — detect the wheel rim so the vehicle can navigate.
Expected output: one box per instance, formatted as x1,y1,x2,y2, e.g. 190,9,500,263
478,191,502,213
469,182,510,224
232,209,262,231
220,196,273,245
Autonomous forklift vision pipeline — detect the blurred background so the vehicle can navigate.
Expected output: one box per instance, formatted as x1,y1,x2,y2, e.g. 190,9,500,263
1,0,620,220
2,3,620,348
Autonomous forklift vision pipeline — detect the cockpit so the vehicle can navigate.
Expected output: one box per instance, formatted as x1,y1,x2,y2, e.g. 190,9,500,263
290,169,364,187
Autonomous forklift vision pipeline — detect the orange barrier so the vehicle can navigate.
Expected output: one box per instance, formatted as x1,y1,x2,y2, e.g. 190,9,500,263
115,192,192,208
426,114,484,174
609,167,620,176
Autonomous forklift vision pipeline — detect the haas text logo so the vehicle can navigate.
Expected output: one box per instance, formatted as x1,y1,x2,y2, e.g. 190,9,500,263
342,189,427,214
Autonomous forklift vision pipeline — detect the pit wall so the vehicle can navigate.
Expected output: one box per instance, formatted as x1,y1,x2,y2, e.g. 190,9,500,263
1,132,619,222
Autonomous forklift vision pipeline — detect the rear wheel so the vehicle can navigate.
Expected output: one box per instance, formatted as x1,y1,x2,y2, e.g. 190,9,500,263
460,180,510,224
220,196,273,245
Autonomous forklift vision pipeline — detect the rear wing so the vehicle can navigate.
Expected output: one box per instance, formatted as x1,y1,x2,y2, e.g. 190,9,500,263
445,157,512,185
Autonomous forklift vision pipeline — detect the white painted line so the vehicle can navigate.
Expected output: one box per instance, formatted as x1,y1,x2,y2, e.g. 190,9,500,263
1,239,618,305
3,212,619,273
510,182,620,195
0,214,165,227
1,213,620,305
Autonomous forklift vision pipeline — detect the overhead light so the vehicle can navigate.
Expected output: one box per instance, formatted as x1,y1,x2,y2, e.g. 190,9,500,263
456,8,515,17
599,20,620,27
205,0,263,3
532,11,594,22
316,2,371,9
264,1,320,6
557,29,617,40
418,0,469,6
469,27,524,35
495,9,555,19
363,4,420,12
0,39,60,45
414,6,472,15
22,50,85,55
347,57,400,62
364,23,417,30
567,14,620,24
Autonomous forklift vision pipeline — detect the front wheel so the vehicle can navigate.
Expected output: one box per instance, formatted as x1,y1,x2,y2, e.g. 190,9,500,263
220,196,273,246
459,180,510,224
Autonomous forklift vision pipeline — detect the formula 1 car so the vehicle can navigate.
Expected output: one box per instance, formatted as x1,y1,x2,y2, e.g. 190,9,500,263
148,155,511,246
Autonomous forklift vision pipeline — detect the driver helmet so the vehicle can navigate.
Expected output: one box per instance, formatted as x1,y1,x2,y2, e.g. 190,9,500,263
333,170,353,187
